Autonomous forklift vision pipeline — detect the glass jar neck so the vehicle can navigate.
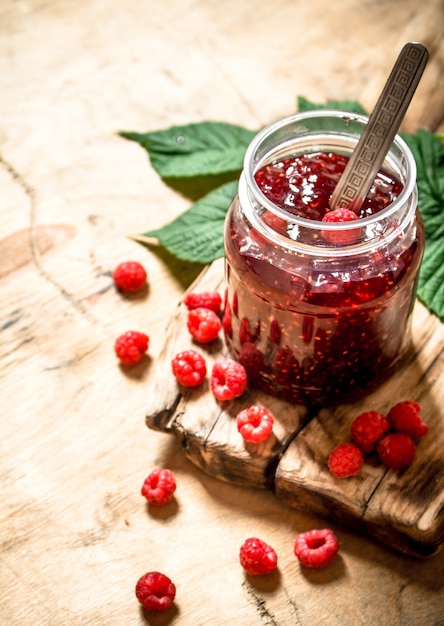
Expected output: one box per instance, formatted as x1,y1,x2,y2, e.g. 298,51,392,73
239,110,417,257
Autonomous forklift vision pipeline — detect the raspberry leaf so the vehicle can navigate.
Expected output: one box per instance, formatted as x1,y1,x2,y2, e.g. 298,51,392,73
138,180,237,263
120,121,257,178
124,97,444,320
297,95,368,115
400,129,444,320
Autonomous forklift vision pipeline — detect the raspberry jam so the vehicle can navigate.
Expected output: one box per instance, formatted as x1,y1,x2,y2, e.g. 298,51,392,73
223,111,424,406
255,151,404,222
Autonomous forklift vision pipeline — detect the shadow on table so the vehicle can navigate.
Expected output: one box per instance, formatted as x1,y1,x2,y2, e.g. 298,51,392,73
158,433,444,595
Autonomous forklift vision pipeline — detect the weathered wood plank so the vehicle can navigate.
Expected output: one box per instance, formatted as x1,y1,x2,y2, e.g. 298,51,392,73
147,260,444,557
146,257,309,487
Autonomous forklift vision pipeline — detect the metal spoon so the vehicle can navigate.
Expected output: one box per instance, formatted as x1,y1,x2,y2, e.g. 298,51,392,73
329,41,428,213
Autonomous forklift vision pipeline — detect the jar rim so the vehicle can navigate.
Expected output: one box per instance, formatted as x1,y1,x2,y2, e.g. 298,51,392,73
243,109,417,234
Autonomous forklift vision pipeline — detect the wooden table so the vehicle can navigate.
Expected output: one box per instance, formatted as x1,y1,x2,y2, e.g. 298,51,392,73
1,1,443,624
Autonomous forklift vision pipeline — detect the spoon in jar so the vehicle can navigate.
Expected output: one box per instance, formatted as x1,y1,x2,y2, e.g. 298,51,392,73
329,41,428,214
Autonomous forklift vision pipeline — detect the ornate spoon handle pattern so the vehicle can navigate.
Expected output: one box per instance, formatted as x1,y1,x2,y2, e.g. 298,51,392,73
330,42,428,213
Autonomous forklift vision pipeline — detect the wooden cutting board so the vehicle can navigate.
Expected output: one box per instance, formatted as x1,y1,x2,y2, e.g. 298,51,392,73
146,257,444,558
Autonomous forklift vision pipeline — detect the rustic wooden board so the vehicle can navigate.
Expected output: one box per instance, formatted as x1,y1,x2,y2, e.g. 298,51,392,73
146,258,309,488
146,258,444,558
3,1,444,624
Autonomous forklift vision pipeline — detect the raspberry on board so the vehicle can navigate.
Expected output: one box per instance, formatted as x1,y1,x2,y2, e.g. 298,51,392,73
239,537,278,576
387,401,428,439
377,433,416,469
236,405,274,444
135,571,176,611
210,358,248,401
187,307,222,344
321,208,360,245
141,469,176,506
327,443,363,478
114,331,149,366
350,411,390,453
171,350,207,387
183,290,222,313
294,528,339,568
112,261,147,292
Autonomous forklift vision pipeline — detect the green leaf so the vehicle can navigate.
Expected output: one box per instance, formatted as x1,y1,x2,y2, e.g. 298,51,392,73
139,180,238,263
401,130,444,320
130,98,444,321
297,95,368,115
120,122,257,179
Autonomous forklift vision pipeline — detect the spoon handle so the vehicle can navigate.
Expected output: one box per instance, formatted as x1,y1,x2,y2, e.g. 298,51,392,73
330,41,428,213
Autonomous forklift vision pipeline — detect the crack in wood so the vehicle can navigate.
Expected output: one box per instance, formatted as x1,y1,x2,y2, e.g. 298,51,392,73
0,153,97,324
266,405,320,491
242,581,278,626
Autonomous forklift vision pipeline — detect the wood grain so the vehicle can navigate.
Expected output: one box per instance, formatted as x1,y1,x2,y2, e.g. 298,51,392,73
1,1,444,624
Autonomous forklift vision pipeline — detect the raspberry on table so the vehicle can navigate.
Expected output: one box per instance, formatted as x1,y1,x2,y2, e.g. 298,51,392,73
112,261,147,292
239,537,278,576
294,528,339,568
350,411,390,453
187,307,221,343
377,433,416,469
183,290,222,314
141,469,176,506
210,358,248,401
135,571,176,611
387,401,428,439
236,405,274,444
327,443,363,478
114,331,149,365
171,350,207,387
321,207,360,245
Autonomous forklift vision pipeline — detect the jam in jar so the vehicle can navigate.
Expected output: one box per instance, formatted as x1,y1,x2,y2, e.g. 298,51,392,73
223,111,424,406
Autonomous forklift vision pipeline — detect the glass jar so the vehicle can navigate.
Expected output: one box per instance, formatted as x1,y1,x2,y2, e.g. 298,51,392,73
223,111,424,406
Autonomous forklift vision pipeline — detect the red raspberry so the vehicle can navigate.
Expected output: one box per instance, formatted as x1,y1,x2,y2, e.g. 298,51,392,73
350,411,390,453
171,350,207,387
387,401,428,439
377,433,416,469
210,358,248,401
141,469,176,506
236,405,274,444
239,537,278,576
294,528,339,568
183,290,222,313
187,307,221,343
114,331,149,365
321,208,360,245
327,443,363,478
135,571,176,611
112,261,147,292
